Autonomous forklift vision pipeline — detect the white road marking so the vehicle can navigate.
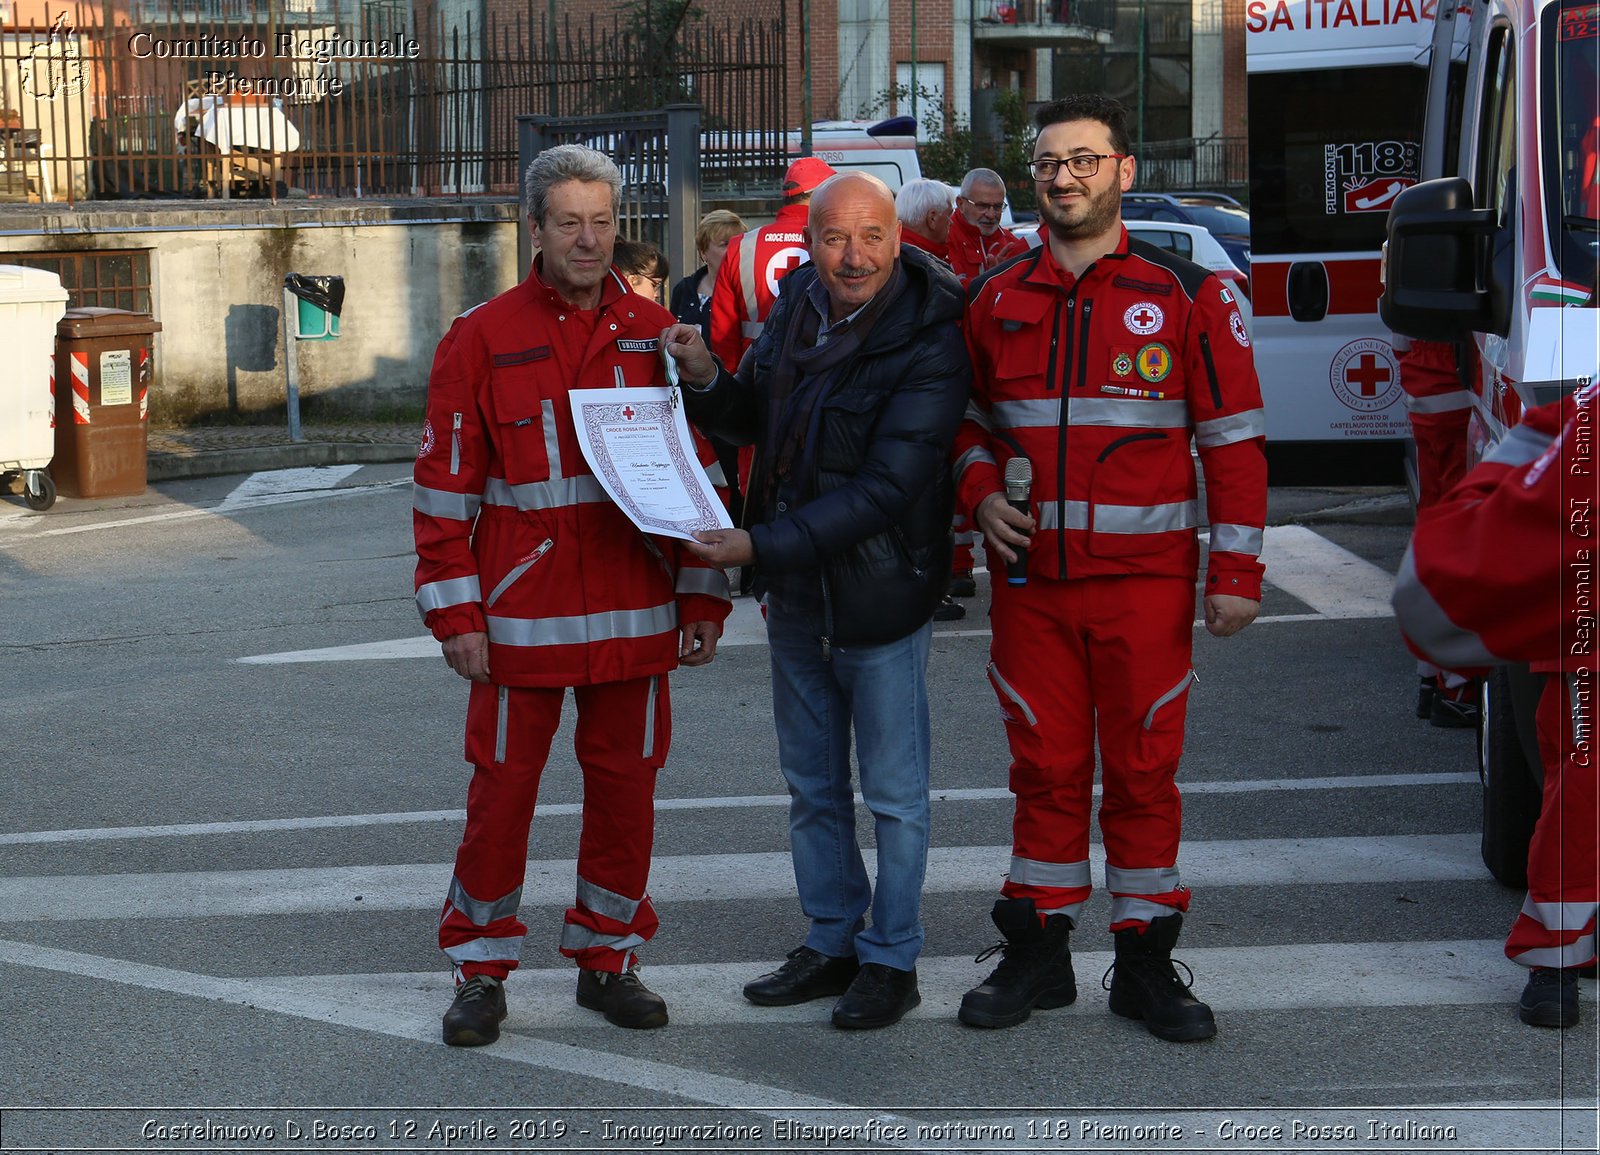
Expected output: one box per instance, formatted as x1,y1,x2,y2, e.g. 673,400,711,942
216,464,365,511
0,773,1476,846
1257,523,1398,619
0,938,850,1113
0,834,1486,922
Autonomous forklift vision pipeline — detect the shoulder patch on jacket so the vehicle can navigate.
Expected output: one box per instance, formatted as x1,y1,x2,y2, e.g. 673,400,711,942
492,346,552,367
1125,237,1211,302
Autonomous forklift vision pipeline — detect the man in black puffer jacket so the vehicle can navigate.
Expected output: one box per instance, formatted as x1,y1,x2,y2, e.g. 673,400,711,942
664,171,971,1030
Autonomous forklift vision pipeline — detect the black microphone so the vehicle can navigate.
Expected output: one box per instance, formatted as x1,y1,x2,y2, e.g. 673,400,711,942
1003,456,1033,586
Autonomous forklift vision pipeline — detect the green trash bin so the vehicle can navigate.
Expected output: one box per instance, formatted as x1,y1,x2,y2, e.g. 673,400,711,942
285,273,343,341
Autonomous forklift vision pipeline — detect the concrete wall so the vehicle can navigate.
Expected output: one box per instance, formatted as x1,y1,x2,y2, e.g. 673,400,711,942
0,199,521,424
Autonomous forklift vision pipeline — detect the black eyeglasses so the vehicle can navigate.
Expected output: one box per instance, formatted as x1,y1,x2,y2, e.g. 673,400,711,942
1028,154,1127,181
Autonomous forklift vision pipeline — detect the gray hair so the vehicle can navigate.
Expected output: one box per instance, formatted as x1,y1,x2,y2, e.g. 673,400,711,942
959,167,1006,199
523,144,622,224
895,178,954,226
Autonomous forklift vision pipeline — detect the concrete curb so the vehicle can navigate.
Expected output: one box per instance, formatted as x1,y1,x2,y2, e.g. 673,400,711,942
1286,492,1414,527
146,441,416,482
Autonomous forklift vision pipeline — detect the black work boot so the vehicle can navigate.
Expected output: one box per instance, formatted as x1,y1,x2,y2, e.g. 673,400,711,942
1104,913,1217,1042
958,898,1076,1029
442,974,508,1047
576,966,669,1029
1519,967,1581,1027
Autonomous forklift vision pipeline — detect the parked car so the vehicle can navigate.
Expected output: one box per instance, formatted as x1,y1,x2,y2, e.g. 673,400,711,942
1121,193,1251,274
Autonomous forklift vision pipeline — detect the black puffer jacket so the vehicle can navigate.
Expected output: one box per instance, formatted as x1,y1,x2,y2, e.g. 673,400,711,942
684,244,971,647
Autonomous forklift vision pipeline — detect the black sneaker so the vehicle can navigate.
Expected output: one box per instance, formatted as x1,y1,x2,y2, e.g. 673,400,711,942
933,595,966,622
1430,693,1480,729
577,967,669,1029
744,946,860,1006
1519,967,1580,1028
949,571,977,598
1104,914,1216,1042
1415,676,1436,720
958,898,1076,1029
442,974,507,1047
831,963,920,1029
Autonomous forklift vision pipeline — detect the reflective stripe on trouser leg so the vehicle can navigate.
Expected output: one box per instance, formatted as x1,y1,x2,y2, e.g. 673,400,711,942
1507,675,1600,969
559,675,670,973
1089,575,1196,931
989,578,1097,916
440,682,564,978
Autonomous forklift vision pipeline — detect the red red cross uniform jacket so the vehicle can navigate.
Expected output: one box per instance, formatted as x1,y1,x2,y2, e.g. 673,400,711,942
956,231,1267,929
1395,386,1600,971
708,202,811,371
947,211,1028,285
414,263,732,978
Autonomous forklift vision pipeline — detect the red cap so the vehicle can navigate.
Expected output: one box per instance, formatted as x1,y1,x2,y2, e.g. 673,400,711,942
783,156,837,198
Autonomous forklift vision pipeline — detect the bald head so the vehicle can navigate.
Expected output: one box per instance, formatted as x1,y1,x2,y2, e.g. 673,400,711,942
804,172,902,321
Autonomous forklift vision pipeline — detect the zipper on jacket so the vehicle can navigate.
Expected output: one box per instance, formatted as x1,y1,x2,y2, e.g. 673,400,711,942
1075,299,1093,389
1199,333,1223,409
890,526,926,580
486,537,554,607
1043,304,1062,393
450,412,463,476
613,364,626,389
820,570,834,662
1056,296,1075,576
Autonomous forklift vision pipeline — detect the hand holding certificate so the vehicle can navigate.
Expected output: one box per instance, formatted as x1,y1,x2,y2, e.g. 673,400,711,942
569,386,733,541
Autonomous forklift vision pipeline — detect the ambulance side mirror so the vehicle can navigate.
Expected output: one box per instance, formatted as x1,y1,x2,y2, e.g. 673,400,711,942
1379,177,1500,342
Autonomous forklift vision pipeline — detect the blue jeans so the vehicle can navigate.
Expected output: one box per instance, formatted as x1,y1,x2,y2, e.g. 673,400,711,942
766,600,933,970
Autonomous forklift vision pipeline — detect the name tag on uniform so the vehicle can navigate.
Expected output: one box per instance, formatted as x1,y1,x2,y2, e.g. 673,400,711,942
617,338,659,353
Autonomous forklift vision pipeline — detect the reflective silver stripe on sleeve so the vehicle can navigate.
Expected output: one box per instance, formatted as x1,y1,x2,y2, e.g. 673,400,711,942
416,575,482,616
963,401,995,432
676,566,732,599
987,661,1038,726
577,875,644,925
992,398,1060,430
447,875,522,928
1008,856,1093,889
486,602,679,648
1403,391,1475,414
414,483,481,521
739,227,761,323
1104,864,1184,895
954,444,998,479
1208,523,1264,556
1108,895,1183,925
543,399,563,480
481,475,608,511
1484,421,1556,467
443,935,525,964
1194,408,1267,448
1067,397,1189,429
559,925,649,954
1390,547,1500,668
1142,670,1195,730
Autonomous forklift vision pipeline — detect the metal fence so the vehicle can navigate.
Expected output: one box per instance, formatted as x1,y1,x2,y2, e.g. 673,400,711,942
0,0,788,203
1138,136,1250,196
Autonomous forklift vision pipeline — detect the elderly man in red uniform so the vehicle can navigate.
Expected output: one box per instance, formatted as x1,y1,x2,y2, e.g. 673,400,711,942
948,166,1027,283
953,95,1267,1041
414,143,731,1046
1395,382,1600,1028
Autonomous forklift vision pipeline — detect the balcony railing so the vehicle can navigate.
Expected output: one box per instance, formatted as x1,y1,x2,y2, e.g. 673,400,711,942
974,0,1115,46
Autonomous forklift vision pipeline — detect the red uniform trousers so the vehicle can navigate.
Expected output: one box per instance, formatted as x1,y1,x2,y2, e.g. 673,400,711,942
988,573,1195,930
439,674,671,979
1505,673,1599,970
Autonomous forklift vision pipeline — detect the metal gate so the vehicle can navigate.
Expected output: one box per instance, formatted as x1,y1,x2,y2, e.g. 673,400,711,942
516,106,702,289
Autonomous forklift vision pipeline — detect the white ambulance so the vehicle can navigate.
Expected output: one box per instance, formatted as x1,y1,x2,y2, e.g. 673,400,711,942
1382,0,1600,885
1245,0,1444,446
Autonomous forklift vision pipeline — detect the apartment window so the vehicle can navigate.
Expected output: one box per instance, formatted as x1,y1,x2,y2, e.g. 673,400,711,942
6,250,153,313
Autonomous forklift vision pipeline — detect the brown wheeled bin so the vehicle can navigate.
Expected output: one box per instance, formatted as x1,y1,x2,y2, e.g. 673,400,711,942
53,308,162,498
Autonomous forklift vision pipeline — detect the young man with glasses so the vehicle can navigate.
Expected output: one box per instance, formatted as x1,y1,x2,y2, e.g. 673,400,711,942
948,167,1028,284
952,95,1267,1042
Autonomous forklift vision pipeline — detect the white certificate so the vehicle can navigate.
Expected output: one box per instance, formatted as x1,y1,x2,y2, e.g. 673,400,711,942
569,386,733,541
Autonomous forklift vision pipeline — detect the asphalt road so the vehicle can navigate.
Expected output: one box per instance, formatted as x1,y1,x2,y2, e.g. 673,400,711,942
0,467,1593,1154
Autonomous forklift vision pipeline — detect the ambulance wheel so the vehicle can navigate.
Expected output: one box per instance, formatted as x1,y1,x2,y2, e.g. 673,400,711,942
21,470,55,512
1479,666,1540,889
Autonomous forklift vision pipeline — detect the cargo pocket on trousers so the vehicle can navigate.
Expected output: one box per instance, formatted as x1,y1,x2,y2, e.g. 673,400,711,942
987,661,1038,731
1137,669,1196,762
